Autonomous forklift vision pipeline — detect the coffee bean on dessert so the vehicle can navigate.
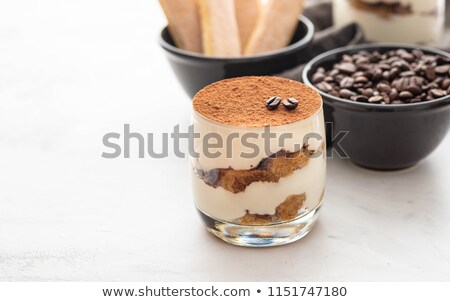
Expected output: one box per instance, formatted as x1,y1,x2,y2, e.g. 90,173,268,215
265,96,281,110
282,98,299,110
311,48,450,105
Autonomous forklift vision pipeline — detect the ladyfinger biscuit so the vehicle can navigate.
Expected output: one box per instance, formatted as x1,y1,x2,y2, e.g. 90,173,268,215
244,0,305,56
159,0,202,53
197,0,241,57
234,0,261,51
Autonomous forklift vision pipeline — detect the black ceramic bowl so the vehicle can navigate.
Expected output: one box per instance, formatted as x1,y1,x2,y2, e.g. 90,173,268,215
303,44,450,170
159,16,314,98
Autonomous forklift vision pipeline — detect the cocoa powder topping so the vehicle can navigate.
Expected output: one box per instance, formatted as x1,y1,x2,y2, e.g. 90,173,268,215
193,76,322,127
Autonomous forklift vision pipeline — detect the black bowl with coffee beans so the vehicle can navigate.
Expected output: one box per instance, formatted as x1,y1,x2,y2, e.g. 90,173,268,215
303,44,450,170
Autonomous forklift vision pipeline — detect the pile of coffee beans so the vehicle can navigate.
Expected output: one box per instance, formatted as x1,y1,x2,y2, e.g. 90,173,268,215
311,49,450,104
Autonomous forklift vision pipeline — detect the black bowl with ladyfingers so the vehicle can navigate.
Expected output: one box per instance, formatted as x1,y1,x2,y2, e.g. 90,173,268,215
158,0,314,98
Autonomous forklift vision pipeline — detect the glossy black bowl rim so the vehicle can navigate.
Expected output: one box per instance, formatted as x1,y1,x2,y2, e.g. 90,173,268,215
159,15,314,62
302,43,450,112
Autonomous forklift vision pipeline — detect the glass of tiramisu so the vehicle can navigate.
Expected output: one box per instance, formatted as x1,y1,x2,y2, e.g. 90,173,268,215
191,76,326,247
333,0,445,45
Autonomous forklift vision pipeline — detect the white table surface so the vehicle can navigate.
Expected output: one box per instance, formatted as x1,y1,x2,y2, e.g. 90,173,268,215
0,0,449,282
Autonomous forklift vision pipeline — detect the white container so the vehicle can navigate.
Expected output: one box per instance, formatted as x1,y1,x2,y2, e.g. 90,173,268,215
333,0,446,44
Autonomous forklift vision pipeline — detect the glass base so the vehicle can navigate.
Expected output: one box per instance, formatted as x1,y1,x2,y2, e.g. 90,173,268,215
197,204,322,247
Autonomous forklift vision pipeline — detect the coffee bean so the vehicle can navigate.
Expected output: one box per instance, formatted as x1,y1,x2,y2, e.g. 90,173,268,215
282,98,299,110
425,67,436,81
435,65,450,74
392,77,409,91
265,96,281,110
354,76,369,84
399,91,414,100
412,49,424,58
392,60,410,71
377,83,391,94
433,77,444,86
335,74,345,82
369,96,384,103
355,57,370,65
329,90,340,97
340,77,354,88
442,78,450,90
407,85,422,96
339,89,356,99
389,89,399,101
338,63,357,75
371,68,383,81
400,52,415,63
389,67,401,80
381,92,390,103
422,83,439,91
437,56,450,65
378,63,391,70
400,71,416,77
312,73,325,84
316,81,333,93
342,54,353,62
329,69,340,77
430,89,447,98
362,88,374,97
352,95,369,103
423,55,437,64
410,76,425,87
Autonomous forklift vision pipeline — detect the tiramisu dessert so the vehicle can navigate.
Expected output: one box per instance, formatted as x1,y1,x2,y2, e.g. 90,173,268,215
191,76,326,247
333,0,445,44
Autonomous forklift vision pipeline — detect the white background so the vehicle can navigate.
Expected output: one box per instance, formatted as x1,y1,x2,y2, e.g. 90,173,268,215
0,0,449,281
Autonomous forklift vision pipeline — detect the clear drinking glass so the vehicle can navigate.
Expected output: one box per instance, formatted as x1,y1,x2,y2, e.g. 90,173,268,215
333,0,446,45
190,90,326,247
